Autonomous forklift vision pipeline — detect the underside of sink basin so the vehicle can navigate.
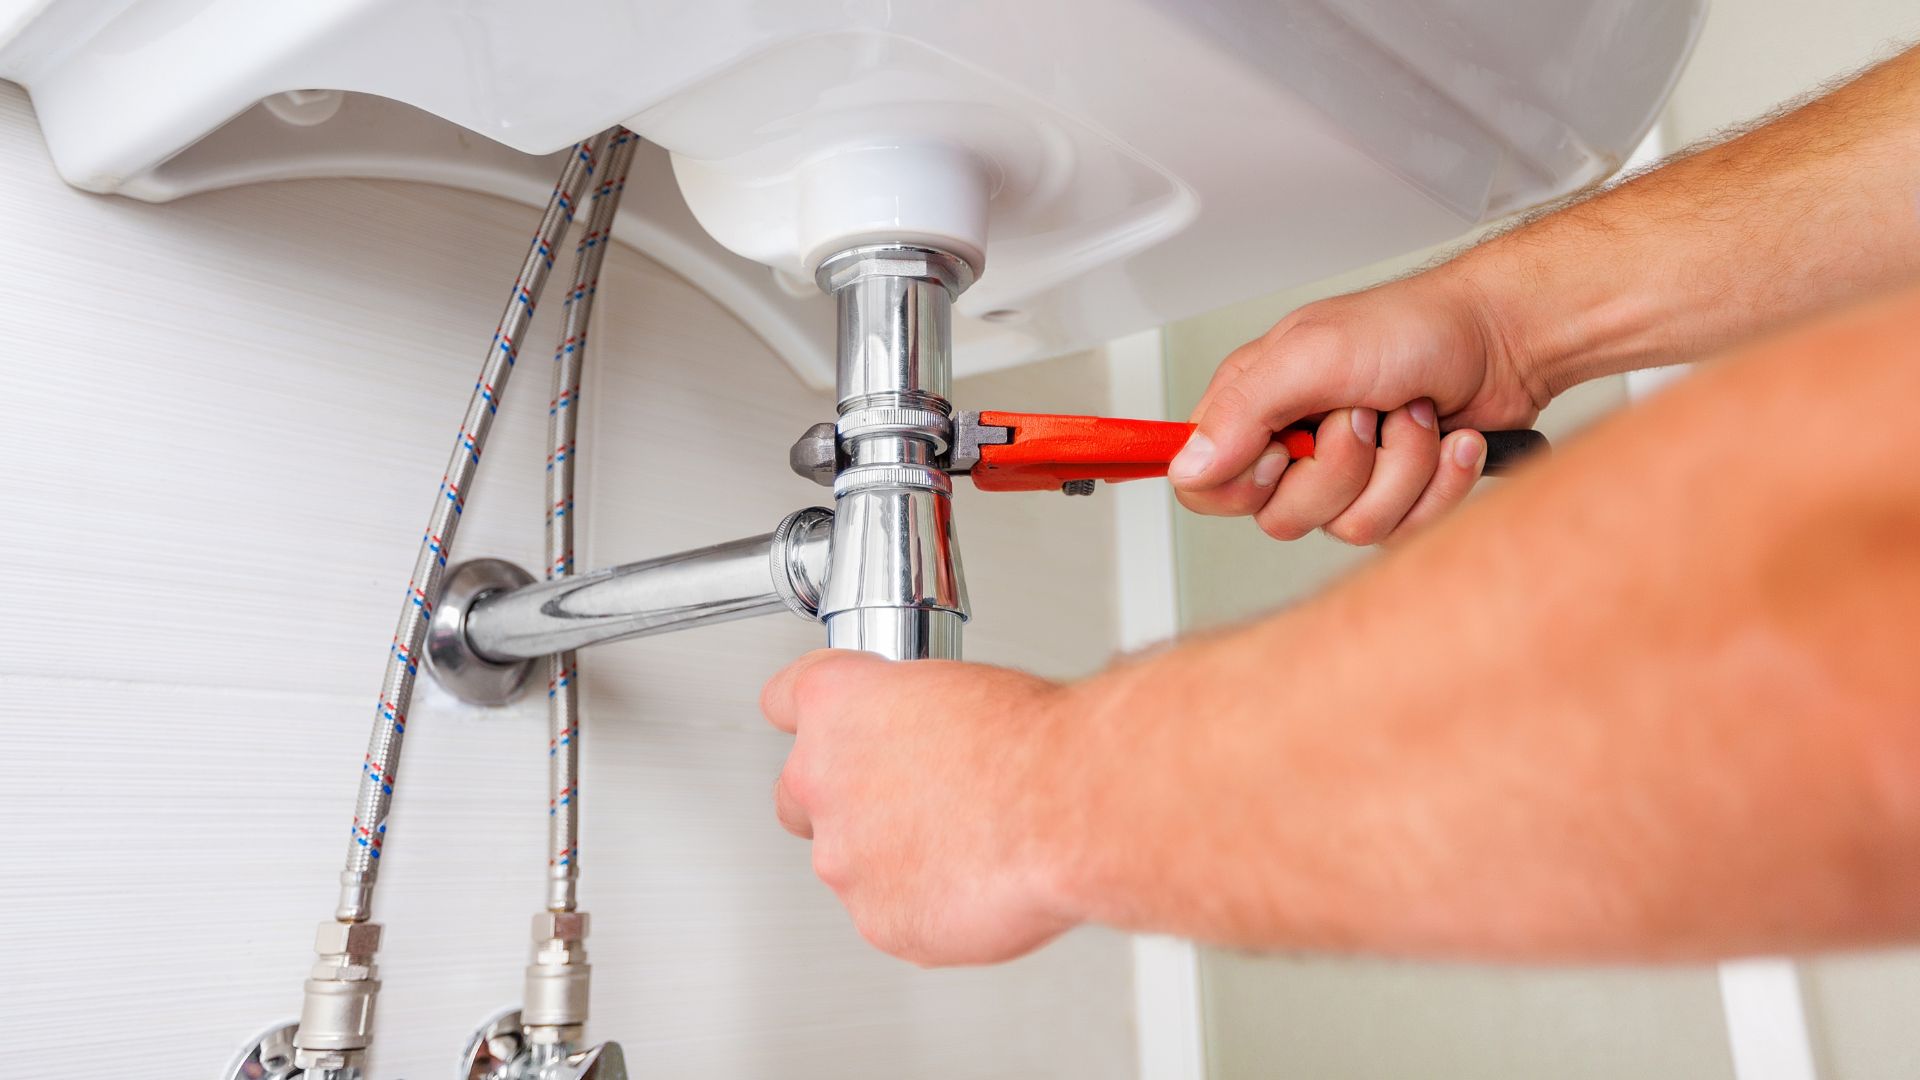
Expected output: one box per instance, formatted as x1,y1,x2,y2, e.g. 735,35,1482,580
0,0,1703,382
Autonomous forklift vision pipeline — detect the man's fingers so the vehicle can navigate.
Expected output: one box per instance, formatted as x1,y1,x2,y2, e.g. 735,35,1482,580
760,650,823,733
1324,401,1441,546
1171,364,1325,517
1173,356,1332,499
762,648,878,733
1392,429,1487,539
773,771,812,838
1169,381,1270,494
1253,409,1378,541
1176,320,1366,491
1173,435,1295,518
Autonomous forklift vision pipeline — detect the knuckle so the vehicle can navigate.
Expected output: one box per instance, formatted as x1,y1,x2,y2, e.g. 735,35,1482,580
1339,446,1378,484
1262,307,1307,340
1325,514,1380,547
773,792,809,837
1206,380,1256,426
812,841,850,891
778,758,817,810
1282,320,1345,355
791,659,849,714
1384,414,1428,449
1428,464,1474,502
1172,487,1215,515
856,913,909,959
1179,488,1250,519
1268,322,1353,377
1257,513,1311,543
1379,517,1423,546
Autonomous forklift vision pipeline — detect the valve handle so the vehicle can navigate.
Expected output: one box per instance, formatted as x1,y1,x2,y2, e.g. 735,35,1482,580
969,411,1547,493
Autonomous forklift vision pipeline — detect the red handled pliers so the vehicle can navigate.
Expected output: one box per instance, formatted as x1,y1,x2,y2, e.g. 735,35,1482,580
946,411,1546,494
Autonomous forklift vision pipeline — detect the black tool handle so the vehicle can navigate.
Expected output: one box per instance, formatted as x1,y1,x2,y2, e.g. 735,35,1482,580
1481,429,1549,476
1344,423,1547,476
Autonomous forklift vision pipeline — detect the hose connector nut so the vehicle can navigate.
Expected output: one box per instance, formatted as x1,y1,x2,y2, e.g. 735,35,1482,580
293,920,383,1071
315,920,382,961
533,910,589,945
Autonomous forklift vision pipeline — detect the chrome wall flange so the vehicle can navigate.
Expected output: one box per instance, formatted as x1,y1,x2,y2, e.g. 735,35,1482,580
426,558,538,706
224,1019,301,1080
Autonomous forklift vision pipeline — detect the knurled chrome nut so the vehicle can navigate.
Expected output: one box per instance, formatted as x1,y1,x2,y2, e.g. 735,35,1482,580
532,910,589,943
833,462,954,498
770,506,832,619
836,404,952,454
814,244,976,297
314,920,381,959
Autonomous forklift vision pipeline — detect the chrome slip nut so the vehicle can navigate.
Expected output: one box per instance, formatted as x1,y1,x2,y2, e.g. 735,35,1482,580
832,462,954,499
770,507,834,620
835,403,952,454
814,244,976,297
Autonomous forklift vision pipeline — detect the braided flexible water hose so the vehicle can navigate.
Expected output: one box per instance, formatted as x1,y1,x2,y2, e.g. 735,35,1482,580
335,132,612,923
544,127,638,913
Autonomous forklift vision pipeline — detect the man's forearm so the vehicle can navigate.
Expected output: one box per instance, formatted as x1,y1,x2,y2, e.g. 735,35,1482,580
1443,44,1920,404
1047,286,1920,962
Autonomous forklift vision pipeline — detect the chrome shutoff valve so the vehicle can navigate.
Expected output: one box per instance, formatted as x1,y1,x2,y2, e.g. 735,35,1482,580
230,922,380,1080
462,1010,627,1080
522,911,592,1044
461,912,625,1080
289,920,382,1079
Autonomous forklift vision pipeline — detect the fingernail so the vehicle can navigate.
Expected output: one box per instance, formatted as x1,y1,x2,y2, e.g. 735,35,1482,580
1454,433,1486,471
1169,432,1214,483
1409,399,1436,429
1252,449,1289,488
1350,408,1377,443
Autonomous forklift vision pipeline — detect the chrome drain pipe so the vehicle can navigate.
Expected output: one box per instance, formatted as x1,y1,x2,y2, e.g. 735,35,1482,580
427,508,833,696
813,244,974,661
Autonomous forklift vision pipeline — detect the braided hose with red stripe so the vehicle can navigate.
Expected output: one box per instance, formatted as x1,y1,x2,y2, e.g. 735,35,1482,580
544,127,638,914
335,132,612,923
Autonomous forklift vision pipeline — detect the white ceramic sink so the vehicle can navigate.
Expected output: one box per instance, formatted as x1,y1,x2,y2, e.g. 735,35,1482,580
0,0,1703,382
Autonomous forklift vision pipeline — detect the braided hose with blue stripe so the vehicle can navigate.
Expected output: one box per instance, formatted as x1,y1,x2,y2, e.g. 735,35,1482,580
335,132,611,923
544,127,638,913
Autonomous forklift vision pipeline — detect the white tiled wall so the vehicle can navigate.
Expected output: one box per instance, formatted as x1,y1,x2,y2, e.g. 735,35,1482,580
0,82,1135,1077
